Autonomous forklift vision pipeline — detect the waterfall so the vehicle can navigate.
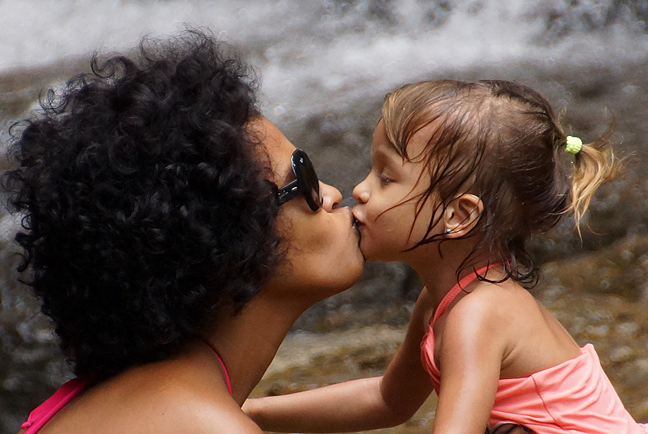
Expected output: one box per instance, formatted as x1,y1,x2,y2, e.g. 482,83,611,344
1,0,647,121
2,2,648,432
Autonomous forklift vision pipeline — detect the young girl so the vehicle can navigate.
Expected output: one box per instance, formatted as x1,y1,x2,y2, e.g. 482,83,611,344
244,80,646,434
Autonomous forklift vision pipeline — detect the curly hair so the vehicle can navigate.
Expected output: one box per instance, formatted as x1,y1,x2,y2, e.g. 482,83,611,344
381,79,617,286
2,30,282,379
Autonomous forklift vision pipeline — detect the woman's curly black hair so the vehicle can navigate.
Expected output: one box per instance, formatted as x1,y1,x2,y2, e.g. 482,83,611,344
2,30,282,379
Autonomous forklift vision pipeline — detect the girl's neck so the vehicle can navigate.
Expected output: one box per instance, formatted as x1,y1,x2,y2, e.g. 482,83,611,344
408,243,494,309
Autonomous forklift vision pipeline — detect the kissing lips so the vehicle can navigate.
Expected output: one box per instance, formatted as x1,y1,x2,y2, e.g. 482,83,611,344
352,214,365,248
352,208,364,227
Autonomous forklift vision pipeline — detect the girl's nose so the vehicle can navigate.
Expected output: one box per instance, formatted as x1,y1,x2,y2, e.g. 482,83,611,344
320,181,342,211
352,178,370,204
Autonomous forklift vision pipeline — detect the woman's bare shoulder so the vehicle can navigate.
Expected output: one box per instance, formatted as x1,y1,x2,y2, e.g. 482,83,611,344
171,399,264,434
32,357,258,434
110,360,259,433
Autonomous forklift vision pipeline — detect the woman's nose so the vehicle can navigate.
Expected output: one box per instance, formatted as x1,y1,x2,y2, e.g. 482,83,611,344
320,181,342,211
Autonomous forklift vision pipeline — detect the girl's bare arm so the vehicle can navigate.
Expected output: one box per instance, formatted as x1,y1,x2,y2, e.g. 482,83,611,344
244,289,435,432
431,289,507,434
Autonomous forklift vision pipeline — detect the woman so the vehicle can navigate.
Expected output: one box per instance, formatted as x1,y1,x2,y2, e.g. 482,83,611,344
3,30,364,433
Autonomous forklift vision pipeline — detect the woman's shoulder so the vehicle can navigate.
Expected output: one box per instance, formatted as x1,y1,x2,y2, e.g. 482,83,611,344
34,359,259,434
154,391,261,434
105,358,258,433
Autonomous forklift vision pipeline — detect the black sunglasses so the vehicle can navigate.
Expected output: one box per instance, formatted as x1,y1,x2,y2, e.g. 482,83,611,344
276,149,322,212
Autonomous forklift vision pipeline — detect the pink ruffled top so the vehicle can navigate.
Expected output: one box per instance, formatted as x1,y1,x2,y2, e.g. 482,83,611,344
420,267,648,434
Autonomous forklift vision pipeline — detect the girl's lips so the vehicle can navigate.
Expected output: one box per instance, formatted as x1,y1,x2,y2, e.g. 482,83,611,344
351,209,364,226
343,207,361,239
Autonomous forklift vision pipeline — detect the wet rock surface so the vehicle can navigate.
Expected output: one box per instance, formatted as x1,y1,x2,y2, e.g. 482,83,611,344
2,24,648,434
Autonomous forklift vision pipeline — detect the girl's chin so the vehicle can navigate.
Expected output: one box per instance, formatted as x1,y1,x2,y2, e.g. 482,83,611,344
359,239,406,262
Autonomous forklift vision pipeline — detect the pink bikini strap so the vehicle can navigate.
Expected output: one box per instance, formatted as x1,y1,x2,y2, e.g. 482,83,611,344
213,349,233,397
431,263,501,325
203,341,233,397
21,377,90,433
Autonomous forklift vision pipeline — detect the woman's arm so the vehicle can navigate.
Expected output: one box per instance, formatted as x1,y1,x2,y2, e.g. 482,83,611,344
244,290,435,433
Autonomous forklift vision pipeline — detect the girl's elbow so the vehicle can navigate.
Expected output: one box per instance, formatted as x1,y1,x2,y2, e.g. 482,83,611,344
380,396,422,426
391,410,416,427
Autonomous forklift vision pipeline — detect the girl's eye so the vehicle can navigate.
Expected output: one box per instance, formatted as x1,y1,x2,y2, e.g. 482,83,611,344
379,174,393,185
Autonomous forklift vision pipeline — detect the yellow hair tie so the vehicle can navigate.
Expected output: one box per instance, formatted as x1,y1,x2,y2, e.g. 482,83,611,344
565,136,583,155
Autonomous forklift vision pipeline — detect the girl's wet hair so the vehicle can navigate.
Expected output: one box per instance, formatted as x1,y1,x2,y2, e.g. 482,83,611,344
2,30,282,379
382,79,617,285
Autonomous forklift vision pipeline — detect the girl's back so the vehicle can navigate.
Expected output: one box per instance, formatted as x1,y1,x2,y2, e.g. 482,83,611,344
420,268,647,433
425,275,581,380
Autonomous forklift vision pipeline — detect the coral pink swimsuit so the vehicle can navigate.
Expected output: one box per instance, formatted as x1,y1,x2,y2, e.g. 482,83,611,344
20,349,231,433
420,266,648,433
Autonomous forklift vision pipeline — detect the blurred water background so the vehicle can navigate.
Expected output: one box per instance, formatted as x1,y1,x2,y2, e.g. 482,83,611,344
2,0,648,432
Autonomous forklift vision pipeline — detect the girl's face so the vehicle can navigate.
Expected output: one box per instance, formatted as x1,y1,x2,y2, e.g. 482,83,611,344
352,120,440,262
251,118,365,302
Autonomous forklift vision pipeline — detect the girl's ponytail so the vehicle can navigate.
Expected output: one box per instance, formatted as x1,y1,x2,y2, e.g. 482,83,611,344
563,125,618,230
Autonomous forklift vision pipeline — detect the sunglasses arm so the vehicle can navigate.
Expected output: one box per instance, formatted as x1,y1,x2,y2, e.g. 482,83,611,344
276,179,300,205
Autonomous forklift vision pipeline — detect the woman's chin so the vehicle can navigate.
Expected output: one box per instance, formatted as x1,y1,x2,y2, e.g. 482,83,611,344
341,256,366,289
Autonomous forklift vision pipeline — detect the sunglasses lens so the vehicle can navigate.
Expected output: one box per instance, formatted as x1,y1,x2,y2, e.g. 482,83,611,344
294,151,322,211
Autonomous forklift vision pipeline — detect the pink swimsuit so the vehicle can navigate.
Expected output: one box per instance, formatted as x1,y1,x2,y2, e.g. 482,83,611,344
420,266,648,433
20,377,90,434
20,348,231,433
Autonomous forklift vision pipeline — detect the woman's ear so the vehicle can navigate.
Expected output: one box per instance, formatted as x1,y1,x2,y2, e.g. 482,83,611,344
443,194,483,238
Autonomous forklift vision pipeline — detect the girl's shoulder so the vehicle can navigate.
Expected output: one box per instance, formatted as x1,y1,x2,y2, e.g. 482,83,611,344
467,277,534,305
444,279,537,330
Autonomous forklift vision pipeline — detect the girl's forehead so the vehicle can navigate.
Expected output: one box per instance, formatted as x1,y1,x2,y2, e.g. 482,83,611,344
407,126,436,158
376,116,443,162
401,125,439,163
372,121,401,159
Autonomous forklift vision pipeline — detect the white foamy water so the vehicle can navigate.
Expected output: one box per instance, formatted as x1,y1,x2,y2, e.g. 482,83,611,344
2,6,648,430
2,0,647,121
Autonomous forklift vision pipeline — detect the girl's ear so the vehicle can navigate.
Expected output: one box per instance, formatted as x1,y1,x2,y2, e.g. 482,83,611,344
443,194,483,238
